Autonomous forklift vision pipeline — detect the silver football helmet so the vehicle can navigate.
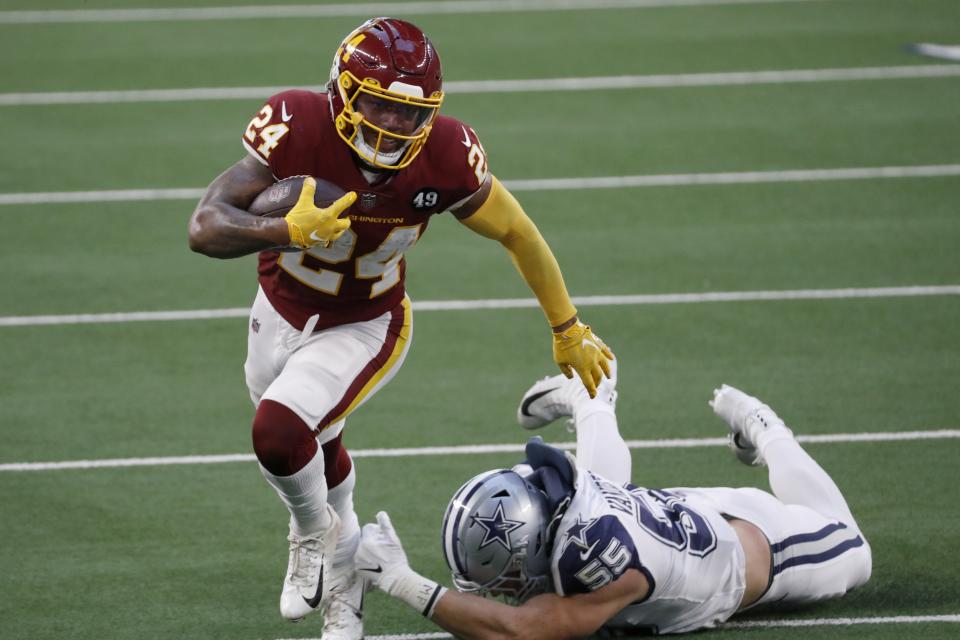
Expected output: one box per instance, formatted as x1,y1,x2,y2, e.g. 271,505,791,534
441,469,553,603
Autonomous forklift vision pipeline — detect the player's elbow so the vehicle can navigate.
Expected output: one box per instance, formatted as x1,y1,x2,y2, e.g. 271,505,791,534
500,216,543,253
498,229,524,253
188,219,215,256
187,206,225,257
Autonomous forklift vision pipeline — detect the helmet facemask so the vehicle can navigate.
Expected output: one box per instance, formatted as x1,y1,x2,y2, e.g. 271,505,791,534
332,71,442,168
451,540,552,604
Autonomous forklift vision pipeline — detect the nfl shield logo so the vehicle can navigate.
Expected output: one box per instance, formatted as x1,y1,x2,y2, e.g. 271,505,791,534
359,192,377,211
268,181,292,203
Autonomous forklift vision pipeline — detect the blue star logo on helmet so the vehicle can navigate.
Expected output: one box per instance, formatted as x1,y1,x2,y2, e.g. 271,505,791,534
471,501,525,551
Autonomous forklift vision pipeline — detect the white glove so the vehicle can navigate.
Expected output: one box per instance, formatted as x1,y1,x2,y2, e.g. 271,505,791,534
356,511,447,617
356,511,411,592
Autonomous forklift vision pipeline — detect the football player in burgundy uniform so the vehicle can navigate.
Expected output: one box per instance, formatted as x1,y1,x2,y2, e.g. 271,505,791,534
357,368,872,638
188,17,613,638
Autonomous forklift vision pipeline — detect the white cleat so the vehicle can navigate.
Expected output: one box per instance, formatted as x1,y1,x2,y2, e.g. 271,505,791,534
320,568,365,640
709,384,792,466
280,506,342,622
517,357,617,430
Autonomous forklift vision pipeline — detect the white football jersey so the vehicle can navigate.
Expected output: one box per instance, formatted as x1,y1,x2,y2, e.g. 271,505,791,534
551,471,746,635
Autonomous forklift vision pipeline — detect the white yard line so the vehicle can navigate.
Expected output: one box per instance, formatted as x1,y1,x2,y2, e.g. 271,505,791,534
3,65,958,106
502,164,960,190
724,614,960,628
0,0,826,25
2,429,958,472
2,285,959,328
2,164,960,207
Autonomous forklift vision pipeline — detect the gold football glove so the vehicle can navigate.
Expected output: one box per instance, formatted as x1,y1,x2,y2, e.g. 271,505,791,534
552,321,614,398
285,177,356,249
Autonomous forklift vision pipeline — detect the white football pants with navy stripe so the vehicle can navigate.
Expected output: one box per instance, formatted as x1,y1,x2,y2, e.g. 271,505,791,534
677,436,871,608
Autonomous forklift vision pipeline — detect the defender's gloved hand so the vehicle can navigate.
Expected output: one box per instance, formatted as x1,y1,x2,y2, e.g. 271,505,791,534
356,511,412,593
552,321,614,398
356,511,447,617
285,177,356,249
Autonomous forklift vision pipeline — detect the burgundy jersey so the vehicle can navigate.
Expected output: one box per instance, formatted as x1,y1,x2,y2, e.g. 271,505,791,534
242,90,488,330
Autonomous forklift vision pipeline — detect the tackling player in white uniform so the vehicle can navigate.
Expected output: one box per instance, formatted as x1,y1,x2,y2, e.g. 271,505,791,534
355,361,872,637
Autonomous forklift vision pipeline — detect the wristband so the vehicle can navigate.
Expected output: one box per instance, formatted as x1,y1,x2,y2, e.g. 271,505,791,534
388,569,449,618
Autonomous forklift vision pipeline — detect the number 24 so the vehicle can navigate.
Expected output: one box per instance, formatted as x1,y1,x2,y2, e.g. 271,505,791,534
244,105,289,158
279,225,422,298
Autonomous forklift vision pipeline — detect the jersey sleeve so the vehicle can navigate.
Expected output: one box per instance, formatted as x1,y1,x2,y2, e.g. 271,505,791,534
240,90,319,179
555,515,648,596
428,117,490,211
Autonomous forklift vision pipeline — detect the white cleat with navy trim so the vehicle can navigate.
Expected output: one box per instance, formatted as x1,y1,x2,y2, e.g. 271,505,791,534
517,358,617,430
709,383,793,466
280,506,341,622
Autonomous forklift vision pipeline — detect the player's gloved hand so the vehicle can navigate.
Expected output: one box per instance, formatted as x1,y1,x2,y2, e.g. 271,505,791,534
356,511,447,617
356,511,412,594
284,177,356,249
552,320,614,398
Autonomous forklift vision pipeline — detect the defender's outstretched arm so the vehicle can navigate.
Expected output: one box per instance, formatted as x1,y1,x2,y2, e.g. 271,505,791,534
356,511,648,640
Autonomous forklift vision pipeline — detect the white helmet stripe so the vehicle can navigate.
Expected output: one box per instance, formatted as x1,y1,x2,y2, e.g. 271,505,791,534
442,469,511,576
387,80,425,98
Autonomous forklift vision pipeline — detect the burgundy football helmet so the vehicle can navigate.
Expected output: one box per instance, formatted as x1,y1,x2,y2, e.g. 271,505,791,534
328,17,444,169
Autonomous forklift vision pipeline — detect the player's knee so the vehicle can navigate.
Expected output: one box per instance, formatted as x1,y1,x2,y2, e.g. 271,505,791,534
322,434,354,488
251,399,318,476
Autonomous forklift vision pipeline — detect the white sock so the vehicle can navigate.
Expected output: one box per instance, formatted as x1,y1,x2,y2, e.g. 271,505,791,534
573,400,631,484
259,449,331,537
763,437,858,528
327,466,361,569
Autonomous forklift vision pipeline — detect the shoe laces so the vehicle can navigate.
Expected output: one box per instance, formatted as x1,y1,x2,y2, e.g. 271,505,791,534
746,405,781,431
286,533,326,587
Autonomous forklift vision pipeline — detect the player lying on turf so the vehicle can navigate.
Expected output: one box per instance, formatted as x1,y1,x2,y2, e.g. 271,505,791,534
188,16,612,638
356,361,872,638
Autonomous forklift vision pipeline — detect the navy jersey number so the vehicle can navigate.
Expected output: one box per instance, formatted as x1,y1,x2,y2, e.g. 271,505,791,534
629,488,718,557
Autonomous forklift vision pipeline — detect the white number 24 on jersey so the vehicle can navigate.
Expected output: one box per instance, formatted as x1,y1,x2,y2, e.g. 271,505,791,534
278,225,422,298
244,105,289,158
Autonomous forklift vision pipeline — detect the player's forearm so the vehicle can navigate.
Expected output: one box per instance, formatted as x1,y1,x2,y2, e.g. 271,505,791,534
501,226,577,329
430,590,532,640
188,202,289,258
431,590,596,640
189,156,288,258
369,563,523,640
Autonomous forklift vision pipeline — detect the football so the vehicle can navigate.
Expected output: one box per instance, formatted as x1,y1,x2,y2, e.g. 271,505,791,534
248,175,348,218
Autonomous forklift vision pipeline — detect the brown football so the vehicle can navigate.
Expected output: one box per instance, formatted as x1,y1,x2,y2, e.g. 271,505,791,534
248,175,349,218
